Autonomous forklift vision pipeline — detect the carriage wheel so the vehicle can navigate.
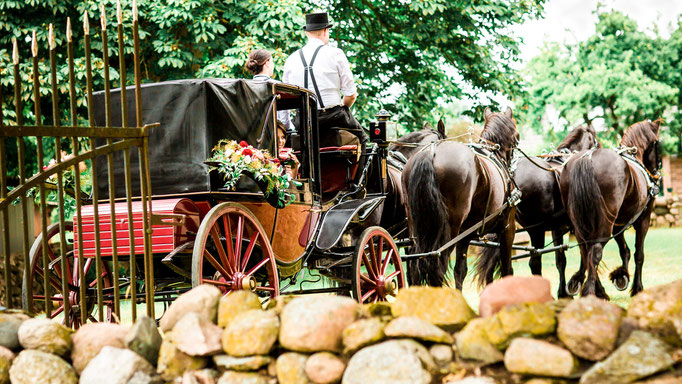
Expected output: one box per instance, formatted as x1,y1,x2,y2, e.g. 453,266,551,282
22,221,114,328
352,226,406,303
191,203,279,298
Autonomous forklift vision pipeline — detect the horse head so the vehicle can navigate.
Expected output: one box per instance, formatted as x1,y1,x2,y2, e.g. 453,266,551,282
620,118,662,173
557,125,600,152
482,107,519,164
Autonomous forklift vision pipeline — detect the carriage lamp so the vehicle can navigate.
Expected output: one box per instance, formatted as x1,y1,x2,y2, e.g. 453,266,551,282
370,109,398,144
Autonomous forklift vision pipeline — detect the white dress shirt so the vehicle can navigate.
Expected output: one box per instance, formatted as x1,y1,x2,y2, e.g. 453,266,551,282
282,38,357,109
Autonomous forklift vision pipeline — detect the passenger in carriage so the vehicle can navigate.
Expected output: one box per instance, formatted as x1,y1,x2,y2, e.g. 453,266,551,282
277,120,299,179
282,11,367,145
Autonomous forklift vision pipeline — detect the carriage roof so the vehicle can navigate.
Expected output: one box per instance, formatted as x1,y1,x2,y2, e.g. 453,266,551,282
92,78,315,199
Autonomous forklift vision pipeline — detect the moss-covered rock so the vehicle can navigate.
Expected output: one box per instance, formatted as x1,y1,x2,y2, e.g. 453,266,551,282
342,318,386,354
277,352,311,384
391,287,474,332
17,318,72,357
9,350,77,384
455,318,503,364
485,302,556,349
157,337,208,381
384,316,454,344
504,338,578,378
217,290,262,328
222,309,279,357
626,279,682,347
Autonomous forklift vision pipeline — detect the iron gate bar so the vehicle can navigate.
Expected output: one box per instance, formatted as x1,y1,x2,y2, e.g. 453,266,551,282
0,126,153,138
0,138,150,211
33,31,53,316
133,0,155,319
49,23,72,322
0,59,10,307
117,0,137,322
101,5,121,320
12,38,34,313
67,16,88,325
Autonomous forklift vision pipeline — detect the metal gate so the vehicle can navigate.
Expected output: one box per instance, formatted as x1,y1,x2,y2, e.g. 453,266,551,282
0,2,157,327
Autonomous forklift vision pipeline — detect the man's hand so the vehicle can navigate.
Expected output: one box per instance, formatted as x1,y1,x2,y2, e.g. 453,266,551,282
343,94,357,108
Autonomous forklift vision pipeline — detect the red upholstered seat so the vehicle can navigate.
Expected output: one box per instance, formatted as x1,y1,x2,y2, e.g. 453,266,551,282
319,145,359,153
319,145,360,194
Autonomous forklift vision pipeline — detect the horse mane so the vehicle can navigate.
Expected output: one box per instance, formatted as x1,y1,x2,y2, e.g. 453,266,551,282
557,125,592,150
481,112,517,150
620,119,661,154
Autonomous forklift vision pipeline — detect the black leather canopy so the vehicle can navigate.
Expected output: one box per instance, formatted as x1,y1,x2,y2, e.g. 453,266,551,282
92,79,277,199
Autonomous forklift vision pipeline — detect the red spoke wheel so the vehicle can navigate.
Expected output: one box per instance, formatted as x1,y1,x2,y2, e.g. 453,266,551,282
22,221,114,328
192,203,279,298
352,226,406,303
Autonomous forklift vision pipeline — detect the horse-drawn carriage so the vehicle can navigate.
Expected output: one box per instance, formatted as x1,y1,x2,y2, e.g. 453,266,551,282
24,78,408,324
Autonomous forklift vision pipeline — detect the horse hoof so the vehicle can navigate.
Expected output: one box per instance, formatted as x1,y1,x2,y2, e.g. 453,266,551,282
566,281,581,296
613,275,629,291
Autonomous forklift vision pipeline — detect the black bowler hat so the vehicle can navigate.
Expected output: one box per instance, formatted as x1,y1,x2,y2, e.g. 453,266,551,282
303,12,333,31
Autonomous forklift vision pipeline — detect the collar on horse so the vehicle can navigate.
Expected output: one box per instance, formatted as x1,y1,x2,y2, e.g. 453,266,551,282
617,146,661,197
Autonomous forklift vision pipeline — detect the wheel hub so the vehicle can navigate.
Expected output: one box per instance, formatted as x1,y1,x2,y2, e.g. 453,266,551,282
374,275,398,299
232,272,256,291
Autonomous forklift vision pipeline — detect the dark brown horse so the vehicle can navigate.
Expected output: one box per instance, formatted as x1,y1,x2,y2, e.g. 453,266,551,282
402,108,519,288
560,119,661,298
514,125,599,298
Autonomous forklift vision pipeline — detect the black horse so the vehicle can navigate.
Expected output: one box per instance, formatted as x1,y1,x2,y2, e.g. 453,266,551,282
514,125,599,298
402,108,519,289
560,119,661,299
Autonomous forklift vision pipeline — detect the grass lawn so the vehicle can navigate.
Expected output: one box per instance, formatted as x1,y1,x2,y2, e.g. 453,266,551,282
458,226,682,311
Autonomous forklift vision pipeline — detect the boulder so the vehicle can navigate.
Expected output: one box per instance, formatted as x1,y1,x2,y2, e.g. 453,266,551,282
579,331,675,384
504,338,577,377
0,313,25,350
125,315,162,365
428,344,453,371
342,318,385,354
478,275,554,317
157,337,208,381
626,279,682,347
305,352,346,384
444,378,497,384
217,370,272,384
557,295,623,361
182,369,220,384
357,303,392,319
342,339,437,384
280,296,358,353
217,290,263,328
79,346,160,384
213,355,273,371
384,316,454,344
172,312,223,356
17,318,72,356
8,349,77,384
485,302,556,349
391,287,474,332
222,309,279,357
0,346,14,384
454,318,503,364
71,323,129,374
277,352,311,384
159,285,222,332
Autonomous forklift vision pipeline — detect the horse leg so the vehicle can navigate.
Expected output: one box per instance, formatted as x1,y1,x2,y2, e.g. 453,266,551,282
609,231,631,291
567,242,587,296
552,229,569,298
453,240,470,290
498,211,516,278
528,228,544,276
631,213,651,296
581,242,609,300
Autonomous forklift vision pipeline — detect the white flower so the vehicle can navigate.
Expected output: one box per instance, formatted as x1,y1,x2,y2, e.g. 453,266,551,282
243,155,252,164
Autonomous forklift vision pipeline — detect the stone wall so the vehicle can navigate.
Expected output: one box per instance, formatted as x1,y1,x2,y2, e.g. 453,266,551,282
0,278,680,384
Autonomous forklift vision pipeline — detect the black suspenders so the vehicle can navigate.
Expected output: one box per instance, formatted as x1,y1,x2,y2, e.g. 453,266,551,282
299,45,325,109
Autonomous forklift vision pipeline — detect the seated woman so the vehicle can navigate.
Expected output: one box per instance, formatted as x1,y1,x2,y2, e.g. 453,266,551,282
277,121,299,179
246,49,275,81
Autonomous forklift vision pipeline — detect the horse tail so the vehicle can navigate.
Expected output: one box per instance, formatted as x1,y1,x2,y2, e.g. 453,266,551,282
405,148,451,286
475,234,501,287
568,156,601,240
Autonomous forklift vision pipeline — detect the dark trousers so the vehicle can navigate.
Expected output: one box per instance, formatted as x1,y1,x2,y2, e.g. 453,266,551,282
317,105,368,144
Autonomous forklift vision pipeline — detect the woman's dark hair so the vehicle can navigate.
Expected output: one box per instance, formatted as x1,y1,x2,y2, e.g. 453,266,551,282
245,49,272,75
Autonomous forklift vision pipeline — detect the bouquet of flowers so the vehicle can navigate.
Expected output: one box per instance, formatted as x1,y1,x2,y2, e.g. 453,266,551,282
207,140,298,207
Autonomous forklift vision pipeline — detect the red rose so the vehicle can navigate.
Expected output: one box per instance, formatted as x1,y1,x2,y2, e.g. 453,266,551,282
242,148,253,156
239,140,248,147
272,159,280,165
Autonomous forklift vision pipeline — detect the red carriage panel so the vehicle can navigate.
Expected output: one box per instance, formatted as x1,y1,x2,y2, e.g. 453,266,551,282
74,198,201,258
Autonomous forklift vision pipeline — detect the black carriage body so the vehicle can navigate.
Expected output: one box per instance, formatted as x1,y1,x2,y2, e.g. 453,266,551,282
92,79,287,198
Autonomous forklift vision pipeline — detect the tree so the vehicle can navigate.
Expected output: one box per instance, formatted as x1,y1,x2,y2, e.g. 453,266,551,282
517,10,679,150
1,0,545,179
